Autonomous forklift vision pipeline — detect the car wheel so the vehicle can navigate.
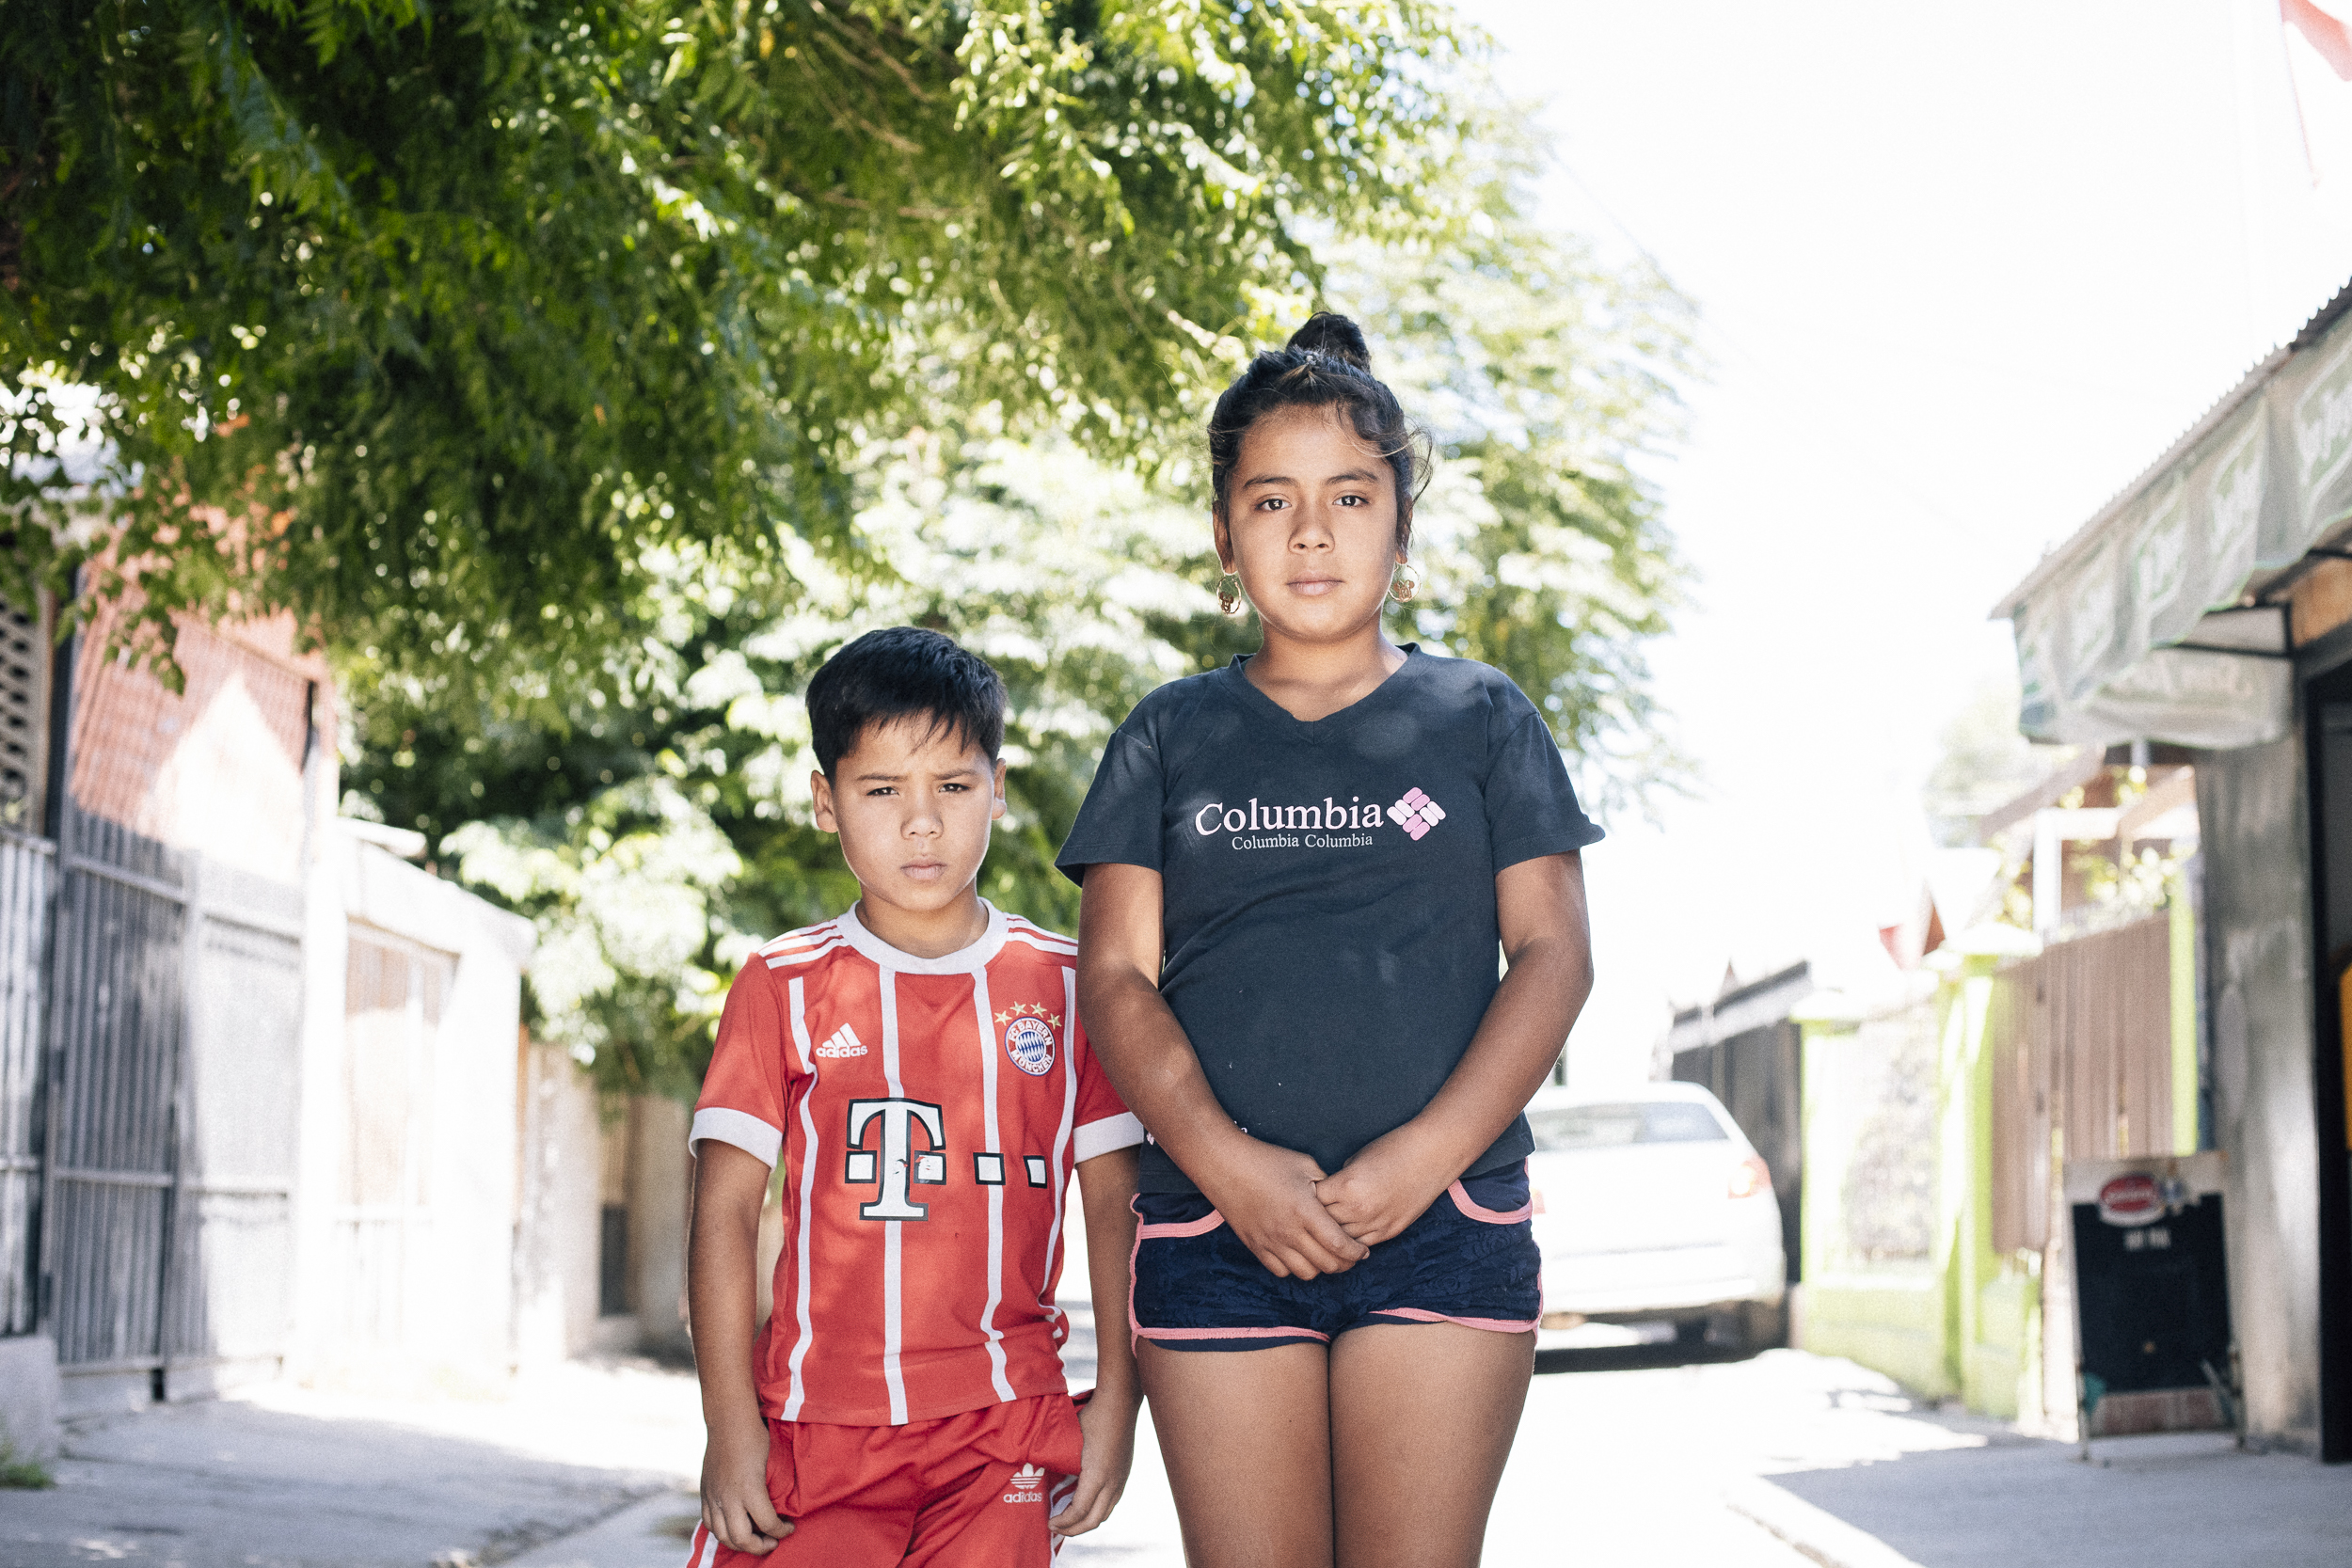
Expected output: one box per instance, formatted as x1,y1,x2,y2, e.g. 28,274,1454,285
1738,1299,1787,1352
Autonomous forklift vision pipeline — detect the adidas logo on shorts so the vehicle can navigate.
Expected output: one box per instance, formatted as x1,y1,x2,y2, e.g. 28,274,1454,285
813,1024,866,1059
1002,1464,1048,1504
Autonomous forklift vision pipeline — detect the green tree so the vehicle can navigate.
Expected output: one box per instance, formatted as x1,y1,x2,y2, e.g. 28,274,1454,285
441,420,1217,1091
3,0,1461,676
424,111,1694,1095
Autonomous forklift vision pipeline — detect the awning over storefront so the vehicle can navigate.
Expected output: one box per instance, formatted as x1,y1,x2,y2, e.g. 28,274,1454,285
1993,280,2352,748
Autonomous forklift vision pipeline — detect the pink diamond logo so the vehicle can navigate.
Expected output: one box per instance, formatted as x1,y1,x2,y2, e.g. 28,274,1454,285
1387,787,1447,841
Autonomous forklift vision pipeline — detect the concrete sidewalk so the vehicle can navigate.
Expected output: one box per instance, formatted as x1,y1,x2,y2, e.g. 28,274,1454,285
3,1356,705,1568
1732,1418,2352,1568
11,1341,2348,1567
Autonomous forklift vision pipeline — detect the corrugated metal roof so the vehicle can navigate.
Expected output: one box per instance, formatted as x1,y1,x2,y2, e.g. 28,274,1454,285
1989,274,2352,621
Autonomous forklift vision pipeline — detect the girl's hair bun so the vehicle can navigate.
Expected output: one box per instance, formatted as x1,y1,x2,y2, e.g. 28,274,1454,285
1285,311,1372,372
1207,309,1426,548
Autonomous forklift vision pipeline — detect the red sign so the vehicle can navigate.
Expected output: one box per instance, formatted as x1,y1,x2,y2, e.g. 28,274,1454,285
2097,1173,2166,1227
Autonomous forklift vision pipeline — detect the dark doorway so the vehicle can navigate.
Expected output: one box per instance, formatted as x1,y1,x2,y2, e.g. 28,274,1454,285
2299,677,2352,1463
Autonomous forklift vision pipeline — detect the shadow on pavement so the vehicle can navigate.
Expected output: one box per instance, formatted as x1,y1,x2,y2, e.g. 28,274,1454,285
4,1396,669,1568
1534,1341,1762,1376
1760,1428,2352,1568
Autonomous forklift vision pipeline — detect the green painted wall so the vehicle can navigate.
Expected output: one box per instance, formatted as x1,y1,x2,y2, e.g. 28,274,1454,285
1793,893,2199,1424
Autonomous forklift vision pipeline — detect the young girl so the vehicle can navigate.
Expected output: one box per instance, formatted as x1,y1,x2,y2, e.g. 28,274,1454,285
1056,313,1599,1568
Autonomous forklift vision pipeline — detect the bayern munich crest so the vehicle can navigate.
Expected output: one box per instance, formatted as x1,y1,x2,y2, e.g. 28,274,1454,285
998,1005,1058,1076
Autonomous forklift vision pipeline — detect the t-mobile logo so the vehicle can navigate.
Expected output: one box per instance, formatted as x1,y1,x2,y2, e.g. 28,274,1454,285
844,1099,946,1220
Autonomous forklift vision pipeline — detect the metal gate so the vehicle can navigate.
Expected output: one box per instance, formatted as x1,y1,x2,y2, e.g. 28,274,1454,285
41,803,305,1396
0,831,53,1335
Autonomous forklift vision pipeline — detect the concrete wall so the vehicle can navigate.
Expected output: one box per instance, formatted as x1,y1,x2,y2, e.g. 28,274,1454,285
627,1096,693,1359
514,1039,604,1366
289,830,538,1390
2198,736,2325,1452
0,1333,58,1463
1796,998,1957,1400
1796,958,2045,1426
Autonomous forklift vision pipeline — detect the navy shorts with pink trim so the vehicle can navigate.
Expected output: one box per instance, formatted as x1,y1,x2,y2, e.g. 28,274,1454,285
1129,1163,1541,1352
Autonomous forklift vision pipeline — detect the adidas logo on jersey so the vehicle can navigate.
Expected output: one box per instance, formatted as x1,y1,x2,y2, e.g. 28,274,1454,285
1002,1464,1048,1504
814,1024,866,1059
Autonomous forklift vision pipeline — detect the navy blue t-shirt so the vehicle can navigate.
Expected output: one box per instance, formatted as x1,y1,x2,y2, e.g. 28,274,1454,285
1055,647,1603,1196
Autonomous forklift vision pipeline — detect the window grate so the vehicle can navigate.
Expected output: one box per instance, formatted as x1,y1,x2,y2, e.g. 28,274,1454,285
0,600,48,832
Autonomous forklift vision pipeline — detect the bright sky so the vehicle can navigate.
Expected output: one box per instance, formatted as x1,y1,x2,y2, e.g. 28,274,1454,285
1452,0,2352,1081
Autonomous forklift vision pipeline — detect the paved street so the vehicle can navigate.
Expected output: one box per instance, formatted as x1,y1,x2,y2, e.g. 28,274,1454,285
10,1333,2352,1567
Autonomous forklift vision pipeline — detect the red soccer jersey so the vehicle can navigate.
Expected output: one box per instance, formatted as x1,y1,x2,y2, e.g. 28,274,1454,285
691,901,1142,1427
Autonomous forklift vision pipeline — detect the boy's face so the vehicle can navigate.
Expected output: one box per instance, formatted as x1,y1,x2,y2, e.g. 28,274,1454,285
811,716,1007,929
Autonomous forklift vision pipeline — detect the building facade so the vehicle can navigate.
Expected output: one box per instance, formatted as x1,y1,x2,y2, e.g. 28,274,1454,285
0,593,599,1460
1992,278,2352,1459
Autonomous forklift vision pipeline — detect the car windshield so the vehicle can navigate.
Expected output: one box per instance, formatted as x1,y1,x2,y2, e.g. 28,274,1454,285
1528,1101,1728,1150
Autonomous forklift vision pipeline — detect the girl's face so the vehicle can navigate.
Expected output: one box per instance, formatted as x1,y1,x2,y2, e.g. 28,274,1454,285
1216,404,1405,648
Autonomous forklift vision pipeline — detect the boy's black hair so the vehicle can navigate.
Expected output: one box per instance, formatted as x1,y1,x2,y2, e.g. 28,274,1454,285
805,626,1007,779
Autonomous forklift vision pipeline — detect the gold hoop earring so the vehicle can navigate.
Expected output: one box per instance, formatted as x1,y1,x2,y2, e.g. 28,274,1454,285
1390,564,1418,605
1217,574,1244,615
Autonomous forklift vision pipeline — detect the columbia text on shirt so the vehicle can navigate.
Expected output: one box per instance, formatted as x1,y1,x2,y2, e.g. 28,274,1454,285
1053,648,1602,1196
691,901,1144,1426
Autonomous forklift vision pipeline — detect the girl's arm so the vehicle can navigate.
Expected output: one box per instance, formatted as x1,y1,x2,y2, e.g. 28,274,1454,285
1075,862,1370,1279
1052,1146,1141,1538
1314,851,1594,1246
690,1142,793,1555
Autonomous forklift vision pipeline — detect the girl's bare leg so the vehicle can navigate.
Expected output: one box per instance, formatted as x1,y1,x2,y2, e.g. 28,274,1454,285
1138,1338,1335,1568
1328,1323,1533,1568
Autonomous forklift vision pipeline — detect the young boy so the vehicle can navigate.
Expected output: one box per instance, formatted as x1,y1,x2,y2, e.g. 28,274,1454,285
685,627,1143,1567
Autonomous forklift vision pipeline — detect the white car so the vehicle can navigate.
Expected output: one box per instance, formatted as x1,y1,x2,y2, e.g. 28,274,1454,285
1524,1082,1787,1350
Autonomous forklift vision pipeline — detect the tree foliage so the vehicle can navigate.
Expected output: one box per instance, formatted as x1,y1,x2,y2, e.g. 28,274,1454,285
2,0,1460,673
410,117,1693,1096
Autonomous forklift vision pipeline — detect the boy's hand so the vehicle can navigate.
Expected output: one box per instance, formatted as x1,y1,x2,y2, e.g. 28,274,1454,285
1315,1129,1454,1248
700,1412,791,1554
1197,1136,1369,1278
1050,1387,1139,1538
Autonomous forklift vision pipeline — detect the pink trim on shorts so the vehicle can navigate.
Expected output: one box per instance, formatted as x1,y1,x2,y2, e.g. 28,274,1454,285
1368,1306,1539,1334
1135,1322,1333,1343
1127,1204,1144,1349
1135,1209,1227,1240
1127,1199,1322,1348
1447,1179,1533,1225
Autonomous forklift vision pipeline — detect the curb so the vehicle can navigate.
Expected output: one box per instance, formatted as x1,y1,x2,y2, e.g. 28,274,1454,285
1724,1475,1927,1568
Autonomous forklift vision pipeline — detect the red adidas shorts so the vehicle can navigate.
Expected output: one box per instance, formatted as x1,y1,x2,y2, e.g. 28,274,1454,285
683,1393,1085,1568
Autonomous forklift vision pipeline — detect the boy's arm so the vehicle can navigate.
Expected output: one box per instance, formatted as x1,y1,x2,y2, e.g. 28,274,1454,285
691,1141,792,1555
1050,1145,1142,1539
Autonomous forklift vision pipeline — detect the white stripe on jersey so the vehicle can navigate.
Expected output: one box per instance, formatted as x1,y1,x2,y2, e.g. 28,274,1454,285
760,921,838,956
766,935,848,969
971,970,1015,1402
1073,1111,1146,1164
878,967,908,1425
1005,914,1075,938
1038,964,1081,1327
688,1106,784,1166
782,977,823,1420
1004,921,1078,956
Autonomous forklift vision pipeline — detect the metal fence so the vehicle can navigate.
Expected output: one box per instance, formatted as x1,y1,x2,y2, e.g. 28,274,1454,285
0,831,53,1335
1988,913,2174,1254
41,803,304,1386
42,806,187,1373
1672,1017,1804,1282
